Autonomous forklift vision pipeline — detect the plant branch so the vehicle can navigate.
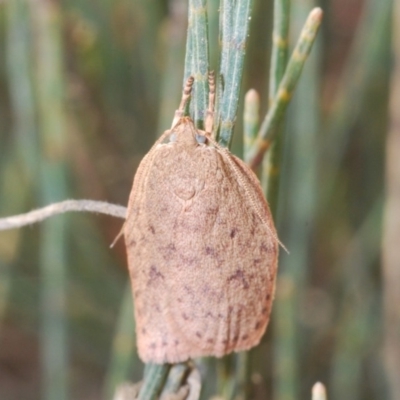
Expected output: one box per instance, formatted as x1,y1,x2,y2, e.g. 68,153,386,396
138,363,171,400
249,7,323,169
159,363,189,398
0,200,126,231
218,0,254,147
269,0,291,101
243,89,260,164
261,0,291,211
188,0,209,128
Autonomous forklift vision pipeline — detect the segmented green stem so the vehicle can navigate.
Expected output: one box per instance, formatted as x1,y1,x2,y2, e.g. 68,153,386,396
6,0,38,179
249,8,323,169
269,0,291,101
188,0,209,128
243,89,260,164
272,2,321,400
261,0,291,209
104,286,136,399
159,363,188,397
33,1,69,399
138,363,171,400
218,0,254,148
319,0,391,206
332,198,382,399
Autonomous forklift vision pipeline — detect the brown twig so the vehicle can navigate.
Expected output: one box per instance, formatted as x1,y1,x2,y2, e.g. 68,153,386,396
0,200,126,231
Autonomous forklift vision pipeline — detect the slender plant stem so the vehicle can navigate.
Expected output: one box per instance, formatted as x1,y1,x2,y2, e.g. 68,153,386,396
0,200,126,231
2,0,38,332
207,0,220,71
261,0,291,210
232,352,250,400
233,88,260,399
6,0,38,180
138,363,171,400
331,199,382,399
269,0,291,101
183,6,194,84
268,4,292,400
188,0,209,128
33,1,69,399
104,286,136,399
159,363,189,397
243,89,260,164
272,2,321,400
218,0,254,148
249,7,323,169
218,0,234,82
319,0,391,208
215,0,234,140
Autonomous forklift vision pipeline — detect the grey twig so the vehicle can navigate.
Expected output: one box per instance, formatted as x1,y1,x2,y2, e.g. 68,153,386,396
0,199,127,231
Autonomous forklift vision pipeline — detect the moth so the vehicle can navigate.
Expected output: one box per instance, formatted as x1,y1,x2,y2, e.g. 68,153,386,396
124,73,279,364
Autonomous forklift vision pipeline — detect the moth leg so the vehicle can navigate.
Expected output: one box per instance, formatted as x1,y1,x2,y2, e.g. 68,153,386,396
205,71,215,134
171,76,195,128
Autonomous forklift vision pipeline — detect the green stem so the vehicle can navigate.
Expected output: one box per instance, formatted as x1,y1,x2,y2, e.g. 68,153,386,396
183,6,194,84
218,0,254,148
6,0,38,180
2,0,39,330
138,363,171,400
243,89,260,164
269,0,291,101
32,1,69,399
272,2,321,400
249,7,323,170
233,352,250,400
159,363,188,397
261,0,291,210
319,0,391,207
104,285,136,399
188,0,209,128
332,199,382,399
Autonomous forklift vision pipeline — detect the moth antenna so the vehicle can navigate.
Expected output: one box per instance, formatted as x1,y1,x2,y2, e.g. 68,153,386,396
208,135,289,253
171,76,195,128
205,71,215,134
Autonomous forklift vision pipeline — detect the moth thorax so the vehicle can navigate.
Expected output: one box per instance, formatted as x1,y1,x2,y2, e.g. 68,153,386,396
173,121,200,146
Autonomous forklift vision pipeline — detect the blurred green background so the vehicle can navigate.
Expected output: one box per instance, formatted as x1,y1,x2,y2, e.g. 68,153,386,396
0,0,397,399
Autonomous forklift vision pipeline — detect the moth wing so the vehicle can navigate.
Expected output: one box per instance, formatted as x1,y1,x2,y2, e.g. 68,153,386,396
125,144,278,363
165,147,278,360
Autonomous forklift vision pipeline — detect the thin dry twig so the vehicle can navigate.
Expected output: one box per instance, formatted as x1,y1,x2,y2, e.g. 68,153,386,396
0,199,126,231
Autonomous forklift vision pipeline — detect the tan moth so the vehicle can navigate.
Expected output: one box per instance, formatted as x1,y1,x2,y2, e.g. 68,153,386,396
124,73,279,364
